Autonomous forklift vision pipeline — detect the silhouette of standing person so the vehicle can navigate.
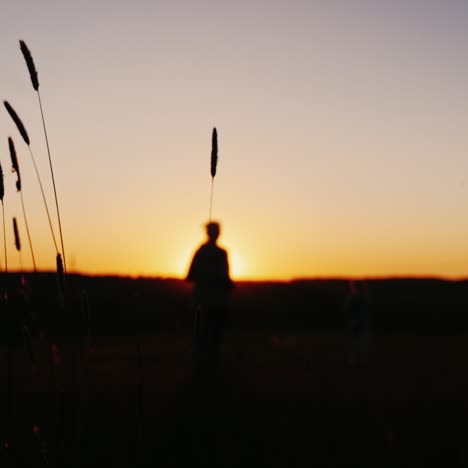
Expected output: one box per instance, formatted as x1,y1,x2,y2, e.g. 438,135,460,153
186,221,233,377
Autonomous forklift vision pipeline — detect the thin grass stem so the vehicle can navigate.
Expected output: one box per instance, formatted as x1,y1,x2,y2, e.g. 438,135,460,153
37,91,66,272
27,146,59,253
1,202,6,273
20,192,37,271
209,178,214,221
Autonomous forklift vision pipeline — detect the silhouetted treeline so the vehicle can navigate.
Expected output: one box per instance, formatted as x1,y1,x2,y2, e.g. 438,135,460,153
0,273,467,341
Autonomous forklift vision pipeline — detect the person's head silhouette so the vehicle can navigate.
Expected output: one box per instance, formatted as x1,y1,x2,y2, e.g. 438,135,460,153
206,221,220,243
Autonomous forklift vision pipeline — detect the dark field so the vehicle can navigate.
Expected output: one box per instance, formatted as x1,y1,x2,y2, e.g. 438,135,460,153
1,274,467,467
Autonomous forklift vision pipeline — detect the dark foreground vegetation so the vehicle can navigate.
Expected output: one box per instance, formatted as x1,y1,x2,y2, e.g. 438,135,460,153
0,273,467,467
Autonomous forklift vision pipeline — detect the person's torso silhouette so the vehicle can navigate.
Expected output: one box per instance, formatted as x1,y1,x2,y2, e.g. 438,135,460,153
186,222,232,307
186,221,233,375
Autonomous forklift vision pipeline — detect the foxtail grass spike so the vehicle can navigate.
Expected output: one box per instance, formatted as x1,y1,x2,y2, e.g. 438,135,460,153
211,127,218,178
13,218,21,252
19,40,39,91
0,161,4,202
8,137,21,191
209,127,218,221
4,101,30,146
0,163,5,273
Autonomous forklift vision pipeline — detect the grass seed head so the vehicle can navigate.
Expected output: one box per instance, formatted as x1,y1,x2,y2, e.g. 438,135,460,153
0,161,4,202
19,40,39,91
8,137,21,191
211,127,218,178
13,217,21,251
4,101,30,146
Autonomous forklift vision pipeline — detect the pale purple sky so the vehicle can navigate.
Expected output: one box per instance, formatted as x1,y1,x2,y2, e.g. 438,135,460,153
1,1,468,279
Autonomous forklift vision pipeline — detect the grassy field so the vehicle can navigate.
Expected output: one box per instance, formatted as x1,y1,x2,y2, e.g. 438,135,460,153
0,274,467,467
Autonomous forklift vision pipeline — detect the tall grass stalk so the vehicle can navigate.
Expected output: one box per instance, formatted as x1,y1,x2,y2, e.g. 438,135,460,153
4,100,59,253
1,202,5,273
38,91,66,268
209,127,218,221
9,137,37,271
20,40,67,273
0,161,6,273
19,194,36,271
0,161,10,459
209,180,214,222
27,146,59,253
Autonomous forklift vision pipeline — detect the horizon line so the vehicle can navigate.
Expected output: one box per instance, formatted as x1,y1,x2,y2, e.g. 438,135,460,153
3,269,468,283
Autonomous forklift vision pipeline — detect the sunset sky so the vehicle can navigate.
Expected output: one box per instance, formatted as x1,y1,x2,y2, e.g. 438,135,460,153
1,1,468,280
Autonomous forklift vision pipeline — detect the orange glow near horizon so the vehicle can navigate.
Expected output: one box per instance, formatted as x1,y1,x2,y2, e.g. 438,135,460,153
59,232,468,282
2,3,468,281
